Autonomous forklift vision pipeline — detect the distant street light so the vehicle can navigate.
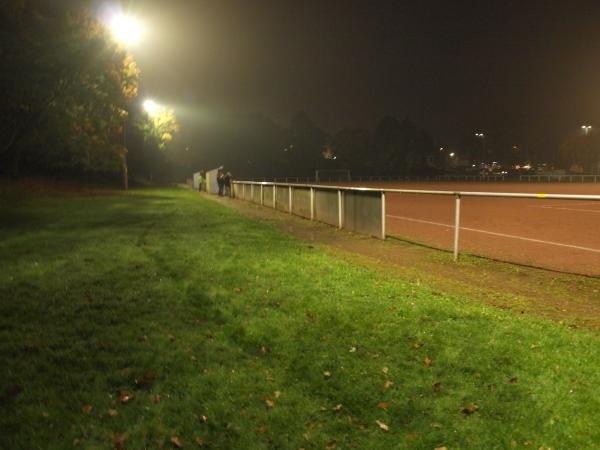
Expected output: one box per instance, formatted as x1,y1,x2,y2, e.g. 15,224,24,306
475,132,486,164
109,14,143,45
449,152,455,157
582,125,592,135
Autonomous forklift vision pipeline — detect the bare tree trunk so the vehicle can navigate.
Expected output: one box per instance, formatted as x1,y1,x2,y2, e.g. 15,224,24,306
122,159,128,191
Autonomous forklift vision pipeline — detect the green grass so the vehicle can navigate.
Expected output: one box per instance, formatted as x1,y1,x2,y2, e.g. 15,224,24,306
1,187,600,449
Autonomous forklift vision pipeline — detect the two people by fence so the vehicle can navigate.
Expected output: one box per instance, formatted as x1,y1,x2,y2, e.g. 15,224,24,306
217,170,232,196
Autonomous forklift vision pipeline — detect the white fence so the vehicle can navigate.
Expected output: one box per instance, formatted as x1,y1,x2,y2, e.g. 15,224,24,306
253,174,600,183
233,180,600,264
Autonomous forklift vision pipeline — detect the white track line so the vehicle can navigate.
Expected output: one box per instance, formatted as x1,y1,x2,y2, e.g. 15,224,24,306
386,214,600,254
527,205,600,213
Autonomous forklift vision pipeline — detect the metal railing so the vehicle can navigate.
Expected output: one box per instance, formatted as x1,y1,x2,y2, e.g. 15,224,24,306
232,180,600,263
252,174,600,183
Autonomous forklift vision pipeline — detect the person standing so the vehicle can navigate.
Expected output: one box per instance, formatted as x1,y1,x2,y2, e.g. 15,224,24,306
217,170,224,196
224,171,232,196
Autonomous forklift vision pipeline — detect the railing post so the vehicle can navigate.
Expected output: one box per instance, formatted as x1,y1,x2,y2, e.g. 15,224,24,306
380,191,386,240
250,184,254,202
273,185,276,209
260,185,264,205
453,193,461,262
243,183,246,200
289,186,293,214
310,187,315,220
338,189,343,229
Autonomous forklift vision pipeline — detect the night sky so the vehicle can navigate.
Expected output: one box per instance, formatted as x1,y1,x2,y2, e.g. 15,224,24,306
110,0,600,153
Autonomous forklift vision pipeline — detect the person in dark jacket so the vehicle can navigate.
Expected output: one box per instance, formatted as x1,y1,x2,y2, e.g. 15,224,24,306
217,170,225,196
224,172,232,196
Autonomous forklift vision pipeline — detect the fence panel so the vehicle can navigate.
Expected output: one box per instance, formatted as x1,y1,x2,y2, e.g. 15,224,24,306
343,191,383,238
263,185,274,207
233,183,242,198
275,186,289,212
314,189,339,226
252,185,261,204
292,187,311,218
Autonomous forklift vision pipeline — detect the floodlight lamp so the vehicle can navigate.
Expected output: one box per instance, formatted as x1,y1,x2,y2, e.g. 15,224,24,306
143,99,160,115
110,14,143,45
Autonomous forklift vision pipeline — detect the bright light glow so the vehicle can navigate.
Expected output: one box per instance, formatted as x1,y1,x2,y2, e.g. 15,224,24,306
109,14,143,45
143,99,160,116
475,132,485,138
449,152,455,157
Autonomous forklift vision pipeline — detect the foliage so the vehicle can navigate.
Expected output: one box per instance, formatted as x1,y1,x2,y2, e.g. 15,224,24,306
558,131,600,174
0,1,140,176
2,188,600,448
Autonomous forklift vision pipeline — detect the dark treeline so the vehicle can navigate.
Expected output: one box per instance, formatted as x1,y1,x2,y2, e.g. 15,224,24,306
174,111,445,180
174,108,600,179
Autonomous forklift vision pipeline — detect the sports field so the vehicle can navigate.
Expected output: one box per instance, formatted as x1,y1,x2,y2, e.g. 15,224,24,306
4,186,600,449
354,182,600,276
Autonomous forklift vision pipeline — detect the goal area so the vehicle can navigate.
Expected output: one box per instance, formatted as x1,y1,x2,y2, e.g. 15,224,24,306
315,169,351,182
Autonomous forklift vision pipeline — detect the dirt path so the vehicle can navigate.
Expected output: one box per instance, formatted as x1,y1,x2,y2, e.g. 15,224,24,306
207,193,600,332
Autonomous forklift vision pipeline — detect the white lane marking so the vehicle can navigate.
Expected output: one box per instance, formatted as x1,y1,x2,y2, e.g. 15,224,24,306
528,205,600,213
386,214,600,254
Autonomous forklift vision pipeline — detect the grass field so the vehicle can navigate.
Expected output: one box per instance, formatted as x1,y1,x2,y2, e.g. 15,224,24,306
2,187,600,449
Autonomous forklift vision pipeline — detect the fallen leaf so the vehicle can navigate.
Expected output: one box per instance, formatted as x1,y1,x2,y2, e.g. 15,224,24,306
195,437,205,446
199,415,208,423
376,420,390,432
412,341,423,349
461,403,479,415
170,436,183,448
305,311,316,319
168,335,176,342
435,447,448,450
137,335,148,342
510,377,518,384
234,287,241,293
349,346,357,353
111,432,128,449
256,426,267,433
407,432,417,441
382,367,389,375
260,346,269,354
274,390,281,399
325,440,337,449
42,411,49,418
119,391,132,404
488,383,497,391
431,422,443,429
134,371,156,388
384,380,393,389
432,382,442,392
82,404,93,414
323,370,332,378
333,404,343,412
152,394,161,404
108,409,118,417
376,401,389,410
423,357,433,367
265,398,274,407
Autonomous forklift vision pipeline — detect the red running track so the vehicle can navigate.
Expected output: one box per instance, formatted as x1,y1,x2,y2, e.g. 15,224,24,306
364,182,600,276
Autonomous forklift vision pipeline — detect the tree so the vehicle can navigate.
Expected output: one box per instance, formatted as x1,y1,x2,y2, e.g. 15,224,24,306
283,111,329,176
0,1,140,180
128,106,179,182
371,116,434,174
558,132,600,174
